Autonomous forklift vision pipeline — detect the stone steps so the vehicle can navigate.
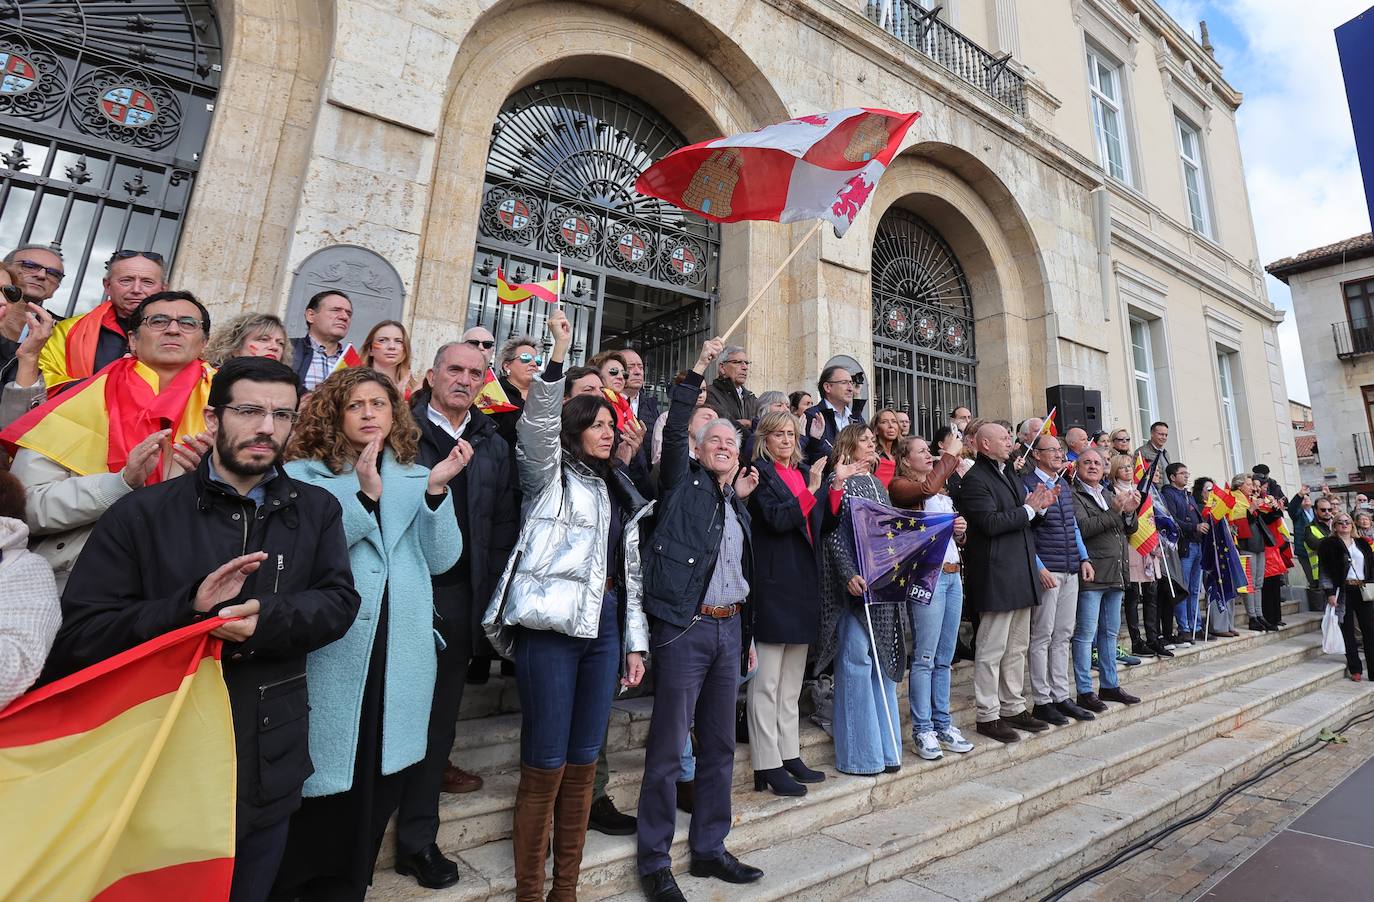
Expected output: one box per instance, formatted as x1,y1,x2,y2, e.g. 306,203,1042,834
366,614,1330,900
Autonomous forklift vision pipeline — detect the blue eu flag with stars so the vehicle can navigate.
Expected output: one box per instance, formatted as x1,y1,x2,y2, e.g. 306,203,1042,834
848,497,957,606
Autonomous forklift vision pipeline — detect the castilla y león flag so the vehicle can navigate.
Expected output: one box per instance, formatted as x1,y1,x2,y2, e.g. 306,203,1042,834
634,108,920,236
0,619,236,901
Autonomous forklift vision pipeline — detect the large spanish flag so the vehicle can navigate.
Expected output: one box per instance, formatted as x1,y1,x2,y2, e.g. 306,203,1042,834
1129,454,1160,557
496,267,563,304
0,619,236,901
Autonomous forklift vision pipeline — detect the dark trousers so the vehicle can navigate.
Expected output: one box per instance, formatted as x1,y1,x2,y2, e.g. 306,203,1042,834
1261,574,1285,624
1124,581,1159,645
637,615,741,876
229,818,290,902
1154,577,1176,640
1341,587,1374,676
395,582,473,857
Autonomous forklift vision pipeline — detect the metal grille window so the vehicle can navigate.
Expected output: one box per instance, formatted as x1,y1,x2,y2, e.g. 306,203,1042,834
870,208,976,439
1176,115,1212,237
1087,46,1131,184
468,79,719,399
0,1,220,317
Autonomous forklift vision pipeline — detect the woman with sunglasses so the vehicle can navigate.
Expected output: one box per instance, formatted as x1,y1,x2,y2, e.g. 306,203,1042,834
491,335,543,448
590,349,628,395
1318,513,1374,681
0,264,55,429
362,319,423,400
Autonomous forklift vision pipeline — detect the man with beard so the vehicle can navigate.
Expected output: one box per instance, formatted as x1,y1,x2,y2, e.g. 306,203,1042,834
42,355,361,902
391,340,518,888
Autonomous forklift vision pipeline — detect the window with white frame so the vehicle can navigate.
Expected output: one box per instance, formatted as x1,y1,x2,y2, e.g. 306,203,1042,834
1087,46,1131,184
1176,115,1212,236
1217,349,1245,475
1130,317,1158,440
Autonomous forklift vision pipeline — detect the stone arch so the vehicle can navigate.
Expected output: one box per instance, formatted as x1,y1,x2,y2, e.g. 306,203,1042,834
172,0,334,325
866,143,1051,420
410,0,793,358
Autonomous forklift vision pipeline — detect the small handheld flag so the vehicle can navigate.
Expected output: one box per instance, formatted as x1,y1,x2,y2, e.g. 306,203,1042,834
331,343,363,373
602,387,638,433
496,267,564,305
848,497,956,606
1129,453,1161,557
473,368,518,414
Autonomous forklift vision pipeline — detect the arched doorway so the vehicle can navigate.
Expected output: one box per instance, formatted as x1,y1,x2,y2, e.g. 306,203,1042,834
870,207,977,438
0,1,221,315
466,78,719,395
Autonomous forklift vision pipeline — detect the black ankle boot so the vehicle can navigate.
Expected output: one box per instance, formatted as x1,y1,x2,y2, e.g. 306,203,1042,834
782,757,826,783
752,767,806,796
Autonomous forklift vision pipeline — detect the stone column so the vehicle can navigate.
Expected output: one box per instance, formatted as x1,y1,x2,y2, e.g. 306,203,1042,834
989,0,1021,58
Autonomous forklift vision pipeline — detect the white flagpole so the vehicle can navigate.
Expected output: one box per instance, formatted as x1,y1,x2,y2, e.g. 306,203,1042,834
556,252,563,310
863,598,902,759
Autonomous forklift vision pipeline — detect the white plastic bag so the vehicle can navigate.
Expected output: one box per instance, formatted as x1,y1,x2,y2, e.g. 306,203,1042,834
1322,605,1346,656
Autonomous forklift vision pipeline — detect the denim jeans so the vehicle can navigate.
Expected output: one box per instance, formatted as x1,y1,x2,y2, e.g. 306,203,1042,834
513,591,621,768
908,570,963,735
1176,544,1202,634
834,607,902,774
1073,586,1122,694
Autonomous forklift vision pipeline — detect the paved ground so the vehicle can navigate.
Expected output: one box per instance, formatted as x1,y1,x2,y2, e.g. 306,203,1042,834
1059,709,1374,902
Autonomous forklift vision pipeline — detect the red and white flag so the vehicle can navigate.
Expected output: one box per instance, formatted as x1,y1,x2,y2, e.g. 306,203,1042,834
634,108,920,236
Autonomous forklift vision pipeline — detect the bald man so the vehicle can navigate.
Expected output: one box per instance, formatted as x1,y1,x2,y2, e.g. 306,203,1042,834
461,325,497,366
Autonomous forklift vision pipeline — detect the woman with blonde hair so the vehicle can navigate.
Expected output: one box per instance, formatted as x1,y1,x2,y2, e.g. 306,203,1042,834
362,319,422,399
272,366,465,901
204,312,292,367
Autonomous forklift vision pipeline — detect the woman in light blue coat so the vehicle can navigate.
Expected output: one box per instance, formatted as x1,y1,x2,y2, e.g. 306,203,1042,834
271,367,464,902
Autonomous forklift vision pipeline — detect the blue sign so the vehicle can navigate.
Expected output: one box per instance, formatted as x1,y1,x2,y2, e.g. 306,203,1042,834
1337,7,1374,231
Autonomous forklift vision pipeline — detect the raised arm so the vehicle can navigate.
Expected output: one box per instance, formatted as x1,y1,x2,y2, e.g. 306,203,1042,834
515,308,573,496
659,337,722,494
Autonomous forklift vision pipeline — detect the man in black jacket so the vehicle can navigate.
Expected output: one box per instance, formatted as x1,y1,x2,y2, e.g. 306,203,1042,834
392,340,518,888
801,364,867,466
703,344,756,430
637,337,764,902
41,356,360,902
957,422,1056,745
621,347,660,498
288,290,352,391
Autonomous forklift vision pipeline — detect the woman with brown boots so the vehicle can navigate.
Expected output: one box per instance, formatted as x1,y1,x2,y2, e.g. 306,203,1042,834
482,309,652,901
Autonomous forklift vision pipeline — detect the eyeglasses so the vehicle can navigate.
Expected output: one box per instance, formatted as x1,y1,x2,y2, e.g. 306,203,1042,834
1,284,21,303
517,353,544,366
15,259,64,281
464,339,495,350
826,379,854,387
1034,445,1063,455
1337,519,1354,526
724,358,750,366
139,314,203,332
1112,436,1131,443
107,250,164,266
221,404,299,426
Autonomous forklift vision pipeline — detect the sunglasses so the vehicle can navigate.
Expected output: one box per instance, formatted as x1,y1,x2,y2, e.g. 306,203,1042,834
464,339,495,350
107,249,164,266
603,367,625,377
517,353,544,366
15,258,64,281
2,284,21,303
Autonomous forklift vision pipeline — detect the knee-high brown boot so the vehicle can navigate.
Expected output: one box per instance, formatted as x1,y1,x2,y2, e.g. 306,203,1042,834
547,761,598,902
513,763,563,902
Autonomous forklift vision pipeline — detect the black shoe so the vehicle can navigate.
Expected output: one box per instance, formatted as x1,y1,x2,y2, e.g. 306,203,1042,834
464,657,490,685
1149,642,1175,658
883,763,902,773
1247,617,1266,632
753,767,806,796
1276,620,1287,627
689,850,764,884
1003,710,1050,732
1031,703,1070,726
1177,631,1194,644
676,780,695,814
1262,618,1280,632
641,868,687,902
782,757,826,783
1132,644,1157,657
1055,698,1096,721
588,795,636,835
1077,692,1108,713
976,719,1021,743
954,640,975,663
1099,686,1141,705
394,843,460,889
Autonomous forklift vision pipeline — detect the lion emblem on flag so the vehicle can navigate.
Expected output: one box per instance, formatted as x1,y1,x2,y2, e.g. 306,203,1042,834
682,149,742,218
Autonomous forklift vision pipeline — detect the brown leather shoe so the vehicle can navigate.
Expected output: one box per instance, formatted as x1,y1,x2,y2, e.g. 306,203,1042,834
975,719,1021,743
1076,692,1108,713
442,762,483,794
548,762,597,902
513,763,563,901
1099,686,1141,705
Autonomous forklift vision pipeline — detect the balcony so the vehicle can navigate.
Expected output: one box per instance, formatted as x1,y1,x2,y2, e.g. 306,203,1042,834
1356,432,1374,471
1333,320,1374,359
865,1,1028,116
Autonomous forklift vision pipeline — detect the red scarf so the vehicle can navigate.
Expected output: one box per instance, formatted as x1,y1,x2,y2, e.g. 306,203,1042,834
63,301,123,382
103,358,209,481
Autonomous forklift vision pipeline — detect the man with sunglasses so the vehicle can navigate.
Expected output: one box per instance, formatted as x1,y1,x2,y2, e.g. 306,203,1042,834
1304,493,1337,600
38,249,166,394
460,325,497,366
3,244,65,308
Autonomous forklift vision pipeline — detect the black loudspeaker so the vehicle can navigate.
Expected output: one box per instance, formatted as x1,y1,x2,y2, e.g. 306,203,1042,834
1083,390,1103,435
1045,384,1086,433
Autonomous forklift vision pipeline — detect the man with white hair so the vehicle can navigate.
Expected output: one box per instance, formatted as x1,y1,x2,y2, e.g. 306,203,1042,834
704,344,756,430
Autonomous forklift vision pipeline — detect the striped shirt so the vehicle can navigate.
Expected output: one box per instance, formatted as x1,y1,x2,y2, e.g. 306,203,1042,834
702,491,749,607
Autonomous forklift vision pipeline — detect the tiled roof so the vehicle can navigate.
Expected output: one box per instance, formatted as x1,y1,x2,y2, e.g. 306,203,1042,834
1295,435,1318,458
1267,233,1374,282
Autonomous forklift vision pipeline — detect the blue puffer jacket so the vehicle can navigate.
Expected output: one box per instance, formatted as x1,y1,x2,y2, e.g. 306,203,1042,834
1023,472,1082,574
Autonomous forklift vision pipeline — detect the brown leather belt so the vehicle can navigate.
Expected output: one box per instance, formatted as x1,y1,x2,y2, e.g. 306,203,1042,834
699,603,740,619
1346,579,1364,587
941,562,961,574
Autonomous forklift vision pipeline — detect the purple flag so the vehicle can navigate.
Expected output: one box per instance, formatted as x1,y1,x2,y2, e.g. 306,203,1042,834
848,497,956,605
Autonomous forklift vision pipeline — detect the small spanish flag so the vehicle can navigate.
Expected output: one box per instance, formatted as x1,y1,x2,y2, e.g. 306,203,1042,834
0,619,236,901
496,267,563,305
1129,454,1160,557
474,368,518,415
332,343,363,373
1205,486,1236,521
1044,408,1058,438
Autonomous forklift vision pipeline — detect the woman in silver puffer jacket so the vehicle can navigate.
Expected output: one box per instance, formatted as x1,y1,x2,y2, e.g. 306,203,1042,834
482,309,652,902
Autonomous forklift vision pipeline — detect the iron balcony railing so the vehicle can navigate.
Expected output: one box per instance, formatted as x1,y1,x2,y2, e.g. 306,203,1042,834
1355,432,1374,471
1333,320,1374,359
865,1,1028,116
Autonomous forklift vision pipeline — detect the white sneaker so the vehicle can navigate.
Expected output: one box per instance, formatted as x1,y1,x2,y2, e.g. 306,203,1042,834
1163,643,1177,650
936,726,974,754
915,730,944,760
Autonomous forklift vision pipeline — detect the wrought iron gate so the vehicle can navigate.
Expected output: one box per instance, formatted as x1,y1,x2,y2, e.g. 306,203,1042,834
870,208,977,438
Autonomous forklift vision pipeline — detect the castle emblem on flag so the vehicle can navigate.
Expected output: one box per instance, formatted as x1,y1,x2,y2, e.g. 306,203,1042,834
682,149,742,217
844,115,892,162
0,51,37,95
99,85,157,128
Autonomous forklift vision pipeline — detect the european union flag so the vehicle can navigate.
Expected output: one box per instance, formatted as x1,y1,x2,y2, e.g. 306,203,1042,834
1200,519,1248,608
848,497,957,606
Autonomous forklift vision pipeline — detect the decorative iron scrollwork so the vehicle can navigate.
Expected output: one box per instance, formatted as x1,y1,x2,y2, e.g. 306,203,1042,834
0,32,67,121
72,66,182,150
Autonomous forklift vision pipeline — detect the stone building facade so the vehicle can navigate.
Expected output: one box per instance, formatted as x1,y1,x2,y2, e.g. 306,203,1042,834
0,0,1295,484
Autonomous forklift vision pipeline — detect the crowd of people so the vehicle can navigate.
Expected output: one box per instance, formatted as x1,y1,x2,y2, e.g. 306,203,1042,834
0,242,1359,902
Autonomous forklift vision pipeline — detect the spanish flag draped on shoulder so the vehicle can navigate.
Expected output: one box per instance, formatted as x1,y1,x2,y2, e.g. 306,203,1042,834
0,619,236,901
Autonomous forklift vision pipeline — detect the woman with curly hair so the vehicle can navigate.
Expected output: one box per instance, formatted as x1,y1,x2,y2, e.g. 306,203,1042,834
362,319,423,400
271,367,466,901
204,312,292,367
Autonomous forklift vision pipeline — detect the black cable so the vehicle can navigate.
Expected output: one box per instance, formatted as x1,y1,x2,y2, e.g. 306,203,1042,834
1040,707,1374,902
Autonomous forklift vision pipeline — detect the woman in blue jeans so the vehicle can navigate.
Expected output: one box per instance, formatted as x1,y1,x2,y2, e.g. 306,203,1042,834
1069,449,1142,711
889,434,974,761
482,310,652,902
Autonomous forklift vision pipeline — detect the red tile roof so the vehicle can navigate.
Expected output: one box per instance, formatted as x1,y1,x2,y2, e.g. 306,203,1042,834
1267,233,1374,282
1295,435,1318,458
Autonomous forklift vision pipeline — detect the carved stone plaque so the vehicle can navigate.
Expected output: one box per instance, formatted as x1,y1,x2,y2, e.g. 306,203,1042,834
287,244,405,350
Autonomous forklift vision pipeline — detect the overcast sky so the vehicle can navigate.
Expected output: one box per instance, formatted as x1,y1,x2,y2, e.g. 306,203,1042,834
1158,0,1373,406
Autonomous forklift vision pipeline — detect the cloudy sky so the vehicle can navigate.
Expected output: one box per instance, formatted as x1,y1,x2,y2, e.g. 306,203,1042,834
1158,0,1373,405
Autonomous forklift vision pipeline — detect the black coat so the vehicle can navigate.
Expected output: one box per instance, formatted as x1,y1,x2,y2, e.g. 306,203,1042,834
955,455,1039,613
412,401,519,655
624,392,660,499
705,374,756,426
289,335,313,389
643,371,753,631
42,460,361,837
800,399,869,466
746,459,823,644
1317,534,1374,593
